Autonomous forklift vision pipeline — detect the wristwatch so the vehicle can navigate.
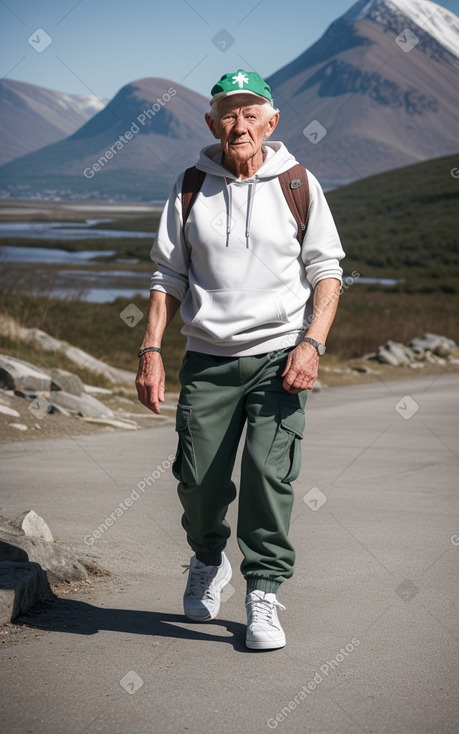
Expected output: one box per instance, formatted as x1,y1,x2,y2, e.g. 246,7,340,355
302,336,326,356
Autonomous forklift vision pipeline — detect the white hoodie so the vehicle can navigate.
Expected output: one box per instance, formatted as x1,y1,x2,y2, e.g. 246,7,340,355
150,141,345,356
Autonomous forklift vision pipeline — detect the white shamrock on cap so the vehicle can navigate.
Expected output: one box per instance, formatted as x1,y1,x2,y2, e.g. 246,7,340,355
232,72,249,89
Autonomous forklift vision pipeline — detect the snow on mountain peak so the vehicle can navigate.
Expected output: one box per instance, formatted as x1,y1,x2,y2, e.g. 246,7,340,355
349,0,459,58
60,92,107,117
390,0,459,57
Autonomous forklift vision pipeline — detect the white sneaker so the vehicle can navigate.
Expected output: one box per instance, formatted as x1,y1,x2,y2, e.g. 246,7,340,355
183,552,232,621
245,590,286,650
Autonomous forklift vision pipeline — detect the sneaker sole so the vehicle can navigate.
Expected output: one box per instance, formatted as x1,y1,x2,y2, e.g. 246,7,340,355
184,560,232,622
245,634,286,650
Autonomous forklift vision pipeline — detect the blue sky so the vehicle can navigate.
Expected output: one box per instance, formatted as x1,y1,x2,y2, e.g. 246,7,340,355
1,0,458,102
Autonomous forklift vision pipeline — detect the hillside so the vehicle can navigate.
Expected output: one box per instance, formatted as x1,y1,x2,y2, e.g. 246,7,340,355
268,0,459,189
1,0,458,200
0,78,211,202
0,79,106,166
327,151,459,291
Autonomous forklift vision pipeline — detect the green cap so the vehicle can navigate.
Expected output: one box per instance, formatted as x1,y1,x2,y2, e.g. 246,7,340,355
210,69,273,106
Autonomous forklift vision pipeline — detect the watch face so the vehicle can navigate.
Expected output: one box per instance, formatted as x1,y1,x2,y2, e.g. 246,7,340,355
318,344,326,356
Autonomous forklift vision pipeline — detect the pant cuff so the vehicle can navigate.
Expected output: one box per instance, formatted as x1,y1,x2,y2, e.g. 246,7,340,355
246,577,283,595
196,551,223,566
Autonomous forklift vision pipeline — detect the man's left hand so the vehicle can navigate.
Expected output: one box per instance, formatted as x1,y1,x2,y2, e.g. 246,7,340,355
281,342,319,393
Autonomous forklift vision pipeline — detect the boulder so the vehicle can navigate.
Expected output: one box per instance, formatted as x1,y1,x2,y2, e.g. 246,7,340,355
400,344,417,361
48,390,114,419
50,368,85,396
376,345,402,367
0,354,51,392
379,341,412,366
0,561,53,624
11,510,54,542
0,514,87,584
433,344,453,359
24,325,134,384
365,333,456,366
0,316,135,385
425,351,445,365
47,402,71,417
0,531,87,584
408,333,456,358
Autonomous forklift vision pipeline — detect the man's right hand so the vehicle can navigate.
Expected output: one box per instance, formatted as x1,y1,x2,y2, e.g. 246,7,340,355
135,352,165,414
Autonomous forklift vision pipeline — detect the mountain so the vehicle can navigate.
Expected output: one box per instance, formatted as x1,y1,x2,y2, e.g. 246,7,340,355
0,78,212,202
1,0,458,200
0,79,107,166
267,0,459,188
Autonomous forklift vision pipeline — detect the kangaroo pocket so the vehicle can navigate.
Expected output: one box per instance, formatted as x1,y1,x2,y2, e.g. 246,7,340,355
189,287,288,343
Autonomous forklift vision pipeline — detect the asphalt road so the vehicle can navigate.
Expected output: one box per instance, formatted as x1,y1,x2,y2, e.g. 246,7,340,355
1,373,458,734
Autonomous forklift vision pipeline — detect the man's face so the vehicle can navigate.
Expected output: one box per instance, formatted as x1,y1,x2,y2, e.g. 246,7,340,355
205,94,279,169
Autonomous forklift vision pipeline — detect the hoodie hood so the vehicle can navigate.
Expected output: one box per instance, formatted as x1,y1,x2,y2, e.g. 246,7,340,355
195,141,298,180
194,142,299,247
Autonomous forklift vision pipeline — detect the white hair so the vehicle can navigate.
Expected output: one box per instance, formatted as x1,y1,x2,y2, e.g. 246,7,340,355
209,98,279,122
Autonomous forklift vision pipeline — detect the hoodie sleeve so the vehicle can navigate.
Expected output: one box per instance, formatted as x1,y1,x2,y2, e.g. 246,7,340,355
150,172,190,302
301,171,345,287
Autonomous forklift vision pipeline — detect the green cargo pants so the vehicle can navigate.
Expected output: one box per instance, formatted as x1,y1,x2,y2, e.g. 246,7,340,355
172,348,307,594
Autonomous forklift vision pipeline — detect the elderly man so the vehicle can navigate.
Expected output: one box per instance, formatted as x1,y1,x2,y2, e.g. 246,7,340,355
136,69,345,650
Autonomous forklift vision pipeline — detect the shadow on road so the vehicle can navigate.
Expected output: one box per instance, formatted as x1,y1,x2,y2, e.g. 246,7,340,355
16,596,252,652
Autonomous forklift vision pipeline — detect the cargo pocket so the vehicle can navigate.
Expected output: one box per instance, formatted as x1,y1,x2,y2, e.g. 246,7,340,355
172,404,198,485
267,403,305,484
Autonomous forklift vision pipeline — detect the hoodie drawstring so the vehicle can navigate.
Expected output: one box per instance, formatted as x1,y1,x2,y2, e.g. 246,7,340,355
226,180,232,248
224,175,258,248
245,175,258,248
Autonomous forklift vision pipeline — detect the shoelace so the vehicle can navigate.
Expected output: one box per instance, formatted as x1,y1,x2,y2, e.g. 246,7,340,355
247,595,286,625
182,564,216,599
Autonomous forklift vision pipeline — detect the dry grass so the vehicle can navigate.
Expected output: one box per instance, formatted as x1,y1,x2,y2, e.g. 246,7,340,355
328,289,459,359
0,290,458,392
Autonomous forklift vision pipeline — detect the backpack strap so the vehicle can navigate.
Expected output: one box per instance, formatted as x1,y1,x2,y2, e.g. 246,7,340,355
278,164,310,245
182,166,206,227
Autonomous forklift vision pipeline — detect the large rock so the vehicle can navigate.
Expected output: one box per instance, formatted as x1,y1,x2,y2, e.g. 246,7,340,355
366,334,456,365
48,390,114,419
10,510,54,542
408,333,456,358
0,517,87,584
50,367,85,396
45,341,134,385
382,341,413,366
0,561,53,624
376,347,399,366
376,341,412,366
0,316,134,385
0,354,51,392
